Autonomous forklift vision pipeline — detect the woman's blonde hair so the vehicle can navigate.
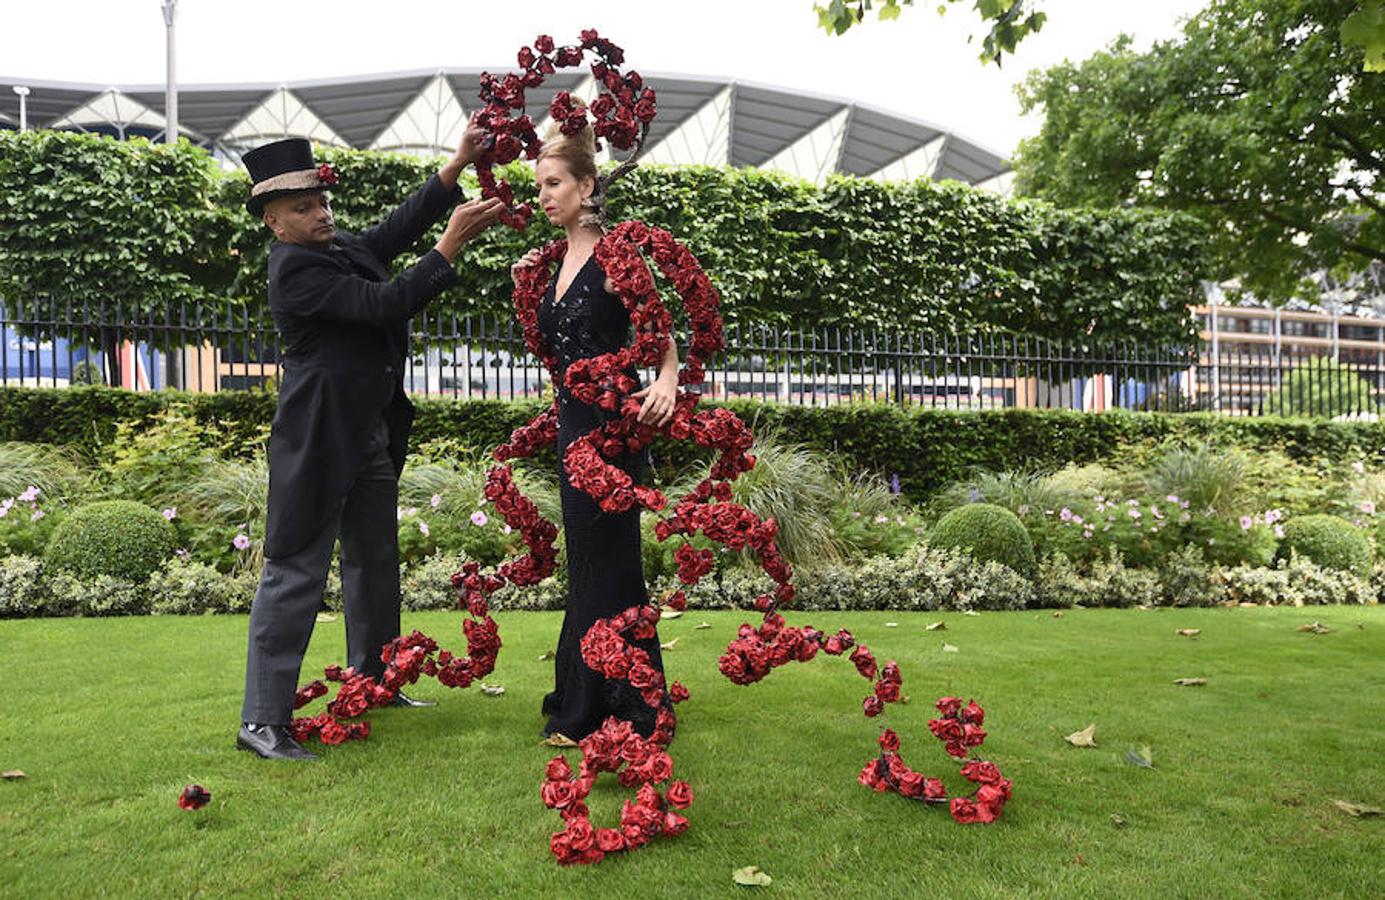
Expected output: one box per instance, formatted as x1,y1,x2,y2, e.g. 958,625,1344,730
537,100,602,227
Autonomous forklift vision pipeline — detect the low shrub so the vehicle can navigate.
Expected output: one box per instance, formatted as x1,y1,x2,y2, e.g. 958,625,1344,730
0,554,47,617
928,503,1036,576
1220,556,1375,606
399,553,568,612
658,544,1036,613
147,557,256,615
44,500,176,582
1274,514,1373,578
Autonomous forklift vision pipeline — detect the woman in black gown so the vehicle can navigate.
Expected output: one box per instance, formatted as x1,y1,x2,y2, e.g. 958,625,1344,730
511,114,680,745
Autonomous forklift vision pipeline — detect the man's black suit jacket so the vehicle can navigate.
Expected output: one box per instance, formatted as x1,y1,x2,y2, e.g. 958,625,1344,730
262,175,461,558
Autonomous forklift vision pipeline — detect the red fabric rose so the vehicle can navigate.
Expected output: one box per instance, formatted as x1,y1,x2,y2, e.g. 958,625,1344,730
178,783,211,811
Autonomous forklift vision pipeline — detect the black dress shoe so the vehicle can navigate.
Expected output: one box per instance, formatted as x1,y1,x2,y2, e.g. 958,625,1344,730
389,690,437,708
236,723,320,761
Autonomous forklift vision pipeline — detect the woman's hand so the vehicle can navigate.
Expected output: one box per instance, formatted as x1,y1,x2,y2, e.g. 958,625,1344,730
632,375,678,427
510,248,543,286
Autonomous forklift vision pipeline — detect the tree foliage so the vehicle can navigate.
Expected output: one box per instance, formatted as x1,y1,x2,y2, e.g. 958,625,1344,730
813,0,1046,64
1013,0,1384,304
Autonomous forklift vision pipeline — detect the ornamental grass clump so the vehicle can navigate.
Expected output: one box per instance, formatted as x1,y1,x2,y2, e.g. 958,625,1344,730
927,503,1036,577
43,500,176,583
1274,514,1373,579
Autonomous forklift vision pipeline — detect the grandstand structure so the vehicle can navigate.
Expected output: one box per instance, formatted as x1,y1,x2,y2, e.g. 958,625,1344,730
0,70,1012,190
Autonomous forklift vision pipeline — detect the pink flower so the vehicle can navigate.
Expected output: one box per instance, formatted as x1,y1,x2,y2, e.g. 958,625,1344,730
418,521,430,538
31,509,45,522
1240,515,1253,531
1127,508,1141,520
1360,501,1376,516
162,507,177,521
1274,524,1285,539
502,523,513,535
430,493,443,509
470,510,489,527
0,499,11,518
1059,507,1072,522
17,485,40,503
233,533,251,551
1166,494,1179,504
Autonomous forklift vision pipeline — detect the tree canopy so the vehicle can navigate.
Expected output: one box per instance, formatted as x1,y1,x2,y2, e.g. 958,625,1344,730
1013,0,1383,304
813,0,1046,64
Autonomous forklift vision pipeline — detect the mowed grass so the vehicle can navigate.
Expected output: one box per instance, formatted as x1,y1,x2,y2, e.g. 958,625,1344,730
1,605,1383,898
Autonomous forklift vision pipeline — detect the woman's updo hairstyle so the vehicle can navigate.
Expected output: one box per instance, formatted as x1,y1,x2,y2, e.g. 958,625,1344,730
537,99,603,228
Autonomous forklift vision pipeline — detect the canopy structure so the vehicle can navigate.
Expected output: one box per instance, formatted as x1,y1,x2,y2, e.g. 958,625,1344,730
0,70,1011,191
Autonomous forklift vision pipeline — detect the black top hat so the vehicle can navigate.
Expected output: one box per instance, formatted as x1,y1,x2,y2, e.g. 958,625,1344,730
243,138,339,216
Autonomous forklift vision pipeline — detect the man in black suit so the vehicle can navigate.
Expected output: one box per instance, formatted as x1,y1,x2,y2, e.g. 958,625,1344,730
237,128,504,760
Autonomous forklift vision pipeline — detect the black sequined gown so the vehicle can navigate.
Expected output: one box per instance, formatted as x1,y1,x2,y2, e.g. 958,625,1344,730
537,252,664,739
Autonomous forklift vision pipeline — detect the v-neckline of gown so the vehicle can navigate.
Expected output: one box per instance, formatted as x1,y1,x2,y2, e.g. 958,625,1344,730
551,253,595,308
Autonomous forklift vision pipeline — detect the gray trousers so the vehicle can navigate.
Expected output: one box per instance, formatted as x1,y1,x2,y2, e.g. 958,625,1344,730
241,429,401,725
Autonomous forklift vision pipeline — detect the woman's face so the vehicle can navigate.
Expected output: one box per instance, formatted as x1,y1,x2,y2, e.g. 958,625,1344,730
535,156,594,229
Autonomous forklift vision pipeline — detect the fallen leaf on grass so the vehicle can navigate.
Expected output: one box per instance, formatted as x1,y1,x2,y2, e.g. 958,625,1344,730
884,622,898,628
315,612,337,623
694,622,712,630
1110,813,1127,828
1238,602,1258,608
925,621,947,631
1,770,25,780
1125,745,1155,768
1331,799,1382,817
963,610,980,617
479,683,505,697
1065,724,1098,748
536,650,554,661
659,607,683,620
942,643,960,653
1073,853,1086,866
1136,604,1154,611
732,866,773,887
1176,628,1201,637
660,638,680,651
1297,621,1331,634
1052,611,1064,618
1173,678,1207,686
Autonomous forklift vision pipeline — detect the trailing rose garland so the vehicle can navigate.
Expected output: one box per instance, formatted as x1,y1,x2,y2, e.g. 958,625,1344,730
278,29,1009,856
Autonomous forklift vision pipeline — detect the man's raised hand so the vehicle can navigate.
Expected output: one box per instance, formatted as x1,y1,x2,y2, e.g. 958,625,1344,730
435,198,506,262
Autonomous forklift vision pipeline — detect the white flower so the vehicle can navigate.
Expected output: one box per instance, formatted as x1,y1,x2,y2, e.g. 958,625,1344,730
1353,461,1365,475
1151,506,1164,520
162,507,177,521
430,494,443,509
418,521,430,538
17,485,40,503
397,507,406,521
1274,524,1285,539
874,514,889,524
1017,505,1029,516
502,523,513,535
0,499,11,518
1127,498,1140,507
1360,500,1376,516
470,510,489,527
1127,508,1141,520
1207,537,1216,545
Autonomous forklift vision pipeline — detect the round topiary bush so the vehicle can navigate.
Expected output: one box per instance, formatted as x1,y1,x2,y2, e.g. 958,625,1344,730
44,500,177,583
1275,514,1372,578
928,502,1037,577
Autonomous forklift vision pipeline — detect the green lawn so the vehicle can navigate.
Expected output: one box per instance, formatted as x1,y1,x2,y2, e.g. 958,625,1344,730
2,606,1383,898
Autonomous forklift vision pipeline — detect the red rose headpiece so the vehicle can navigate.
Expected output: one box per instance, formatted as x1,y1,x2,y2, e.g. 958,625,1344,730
475,30,657,229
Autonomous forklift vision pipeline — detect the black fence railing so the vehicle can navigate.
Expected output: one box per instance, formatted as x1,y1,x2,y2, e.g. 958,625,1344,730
4,295,1385,417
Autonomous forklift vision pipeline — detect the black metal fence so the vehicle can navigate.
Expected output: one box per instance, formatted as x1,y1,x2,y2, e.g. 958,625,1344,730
4,295,1385,418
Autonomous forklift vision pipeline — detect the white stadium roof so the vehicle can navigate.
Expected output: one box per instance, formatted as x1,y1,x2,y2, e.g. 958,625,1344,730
0,70,1012,191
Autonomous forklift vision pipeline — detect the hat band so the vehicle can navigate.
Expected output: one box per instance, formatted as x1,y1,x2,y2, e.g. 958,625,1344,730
250,169,328,197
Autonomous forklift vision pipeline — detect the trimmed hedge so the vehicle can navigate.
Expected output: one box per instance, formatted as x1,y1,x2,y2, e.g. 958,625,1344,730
1275,514,1373,578
13,384,1385,501
928,503,1036,576
44,500,176,583
8,386,1385,502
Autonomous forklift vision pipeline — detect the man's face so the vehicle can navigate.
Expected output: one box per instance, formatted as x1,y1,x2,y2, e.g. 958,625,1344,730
263,191,335,248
